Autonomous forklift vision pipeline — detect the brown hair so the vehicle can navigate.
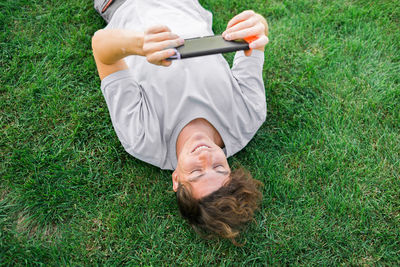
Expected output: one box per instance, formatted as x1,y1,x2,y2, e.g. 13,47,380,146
176,167,263,245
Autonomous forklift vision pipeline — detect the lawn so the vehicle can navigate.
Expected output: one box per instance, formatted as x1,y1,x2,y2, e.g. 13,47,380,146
1,0,399,265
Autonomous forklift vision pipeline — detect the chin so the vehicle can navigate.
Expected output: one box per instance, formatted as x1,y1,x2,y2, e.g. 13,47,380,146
189,132,210,141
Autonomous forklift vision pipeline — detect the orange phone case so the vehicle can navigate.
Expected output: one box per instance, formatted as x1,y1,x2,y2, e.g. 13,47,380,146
243,36,258,44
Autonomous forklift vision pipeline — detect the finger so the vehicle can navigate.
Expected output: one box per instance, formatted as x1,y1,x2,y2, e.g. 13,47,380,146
144,38,184,53
249,35,269,49
147,49,176,64
226,10,255,29
224,23,264,40
146,31,180,42
160,60,172,67
145,25,171,34
222,17,257,37
244,49,252,56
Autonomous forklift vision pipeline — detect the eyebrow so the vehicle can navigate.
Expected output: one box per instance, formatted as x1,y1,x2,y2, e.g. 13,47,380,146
188,170,230,182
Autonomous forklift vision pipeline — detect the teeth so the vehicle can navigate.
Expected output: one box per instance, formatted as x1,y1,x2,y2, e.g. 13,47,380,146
194,145,208,152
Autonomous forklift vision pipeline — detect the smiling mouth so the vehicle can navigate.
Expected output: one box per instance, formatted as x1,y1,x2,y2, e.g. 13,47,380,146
191,144,210,153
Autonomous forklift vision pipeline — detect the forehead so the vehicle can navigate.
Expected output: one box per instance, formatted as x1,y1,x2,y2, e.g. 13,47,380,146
187,172,230,199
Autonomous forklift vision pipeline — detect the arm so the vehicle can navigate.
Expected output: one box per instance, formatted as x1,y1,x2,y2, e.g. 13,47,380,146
231,49,266,119
92,26,184,80
92,29,143,80
225,11,268,119
92,26,183,167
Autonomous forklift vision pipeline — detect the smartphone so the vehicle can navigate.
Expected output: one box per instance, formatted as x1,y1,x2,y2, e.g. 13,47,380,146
167,35,249,60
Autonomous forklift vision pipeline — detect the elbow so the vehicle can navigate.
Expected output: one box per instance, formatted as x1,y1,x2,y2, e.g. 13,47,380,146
262,103,267,122
255,100,267,123
91,30,104,53
91,30,113,65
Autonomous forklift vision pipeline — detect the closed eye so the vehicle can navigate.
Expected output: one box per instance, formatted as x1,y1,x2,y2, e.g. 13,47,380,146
214,165,225,170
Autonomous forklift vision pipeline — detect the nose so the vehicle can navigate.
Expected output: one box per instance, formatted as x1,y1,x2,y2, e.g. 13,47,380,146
198,150,212,166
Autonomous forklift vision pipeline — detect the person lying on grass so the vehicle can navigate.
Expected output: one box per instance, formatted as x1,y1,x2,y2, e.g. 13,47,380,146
92,0,269,243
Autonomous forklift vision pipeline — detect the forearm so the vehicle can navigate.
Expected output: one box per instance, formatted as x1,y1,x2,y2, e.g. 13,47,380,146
92,29,144,65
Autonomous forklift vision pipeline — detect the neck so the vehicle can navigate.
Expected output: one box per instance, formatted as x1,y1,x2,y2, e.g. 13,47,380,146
176,118,224,158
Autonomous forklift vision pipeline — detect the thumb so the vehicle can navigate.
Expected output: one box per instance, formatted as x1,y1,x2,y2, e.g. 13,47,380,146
244,49,252,56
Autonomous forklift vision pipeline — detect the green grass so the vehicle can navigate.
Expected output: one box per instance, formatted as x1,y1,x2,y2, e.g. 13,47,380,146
1,0,399,265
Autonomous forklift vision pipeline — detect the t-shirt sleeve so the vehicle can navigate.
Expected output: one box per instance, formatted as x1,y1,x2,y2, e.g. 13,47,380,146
231,49,267,122
100,69,162,167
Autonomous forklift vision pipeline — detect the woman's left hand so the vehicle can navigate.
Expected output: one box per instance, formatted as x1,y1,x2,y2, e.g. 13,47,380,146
222,10,269,56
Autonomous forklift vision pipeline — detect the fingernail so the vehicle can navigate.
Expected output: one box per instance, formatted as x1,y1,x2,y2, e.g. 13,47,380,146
222,31,226,37
178,38,184,45
225,34,231,40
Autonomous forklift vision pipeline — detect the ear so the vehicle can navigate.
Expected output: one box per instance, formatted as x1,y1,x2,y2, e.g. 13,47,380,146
172,170,179,192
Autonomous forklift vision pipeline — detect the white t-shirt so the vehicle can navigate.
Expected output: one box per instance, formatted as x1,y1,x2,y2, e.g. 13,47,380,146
101,0,267,170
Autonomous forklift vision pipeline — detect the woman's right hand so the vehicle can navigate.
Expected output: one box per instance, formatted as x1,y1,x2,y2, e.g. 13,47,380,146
142,25,184,67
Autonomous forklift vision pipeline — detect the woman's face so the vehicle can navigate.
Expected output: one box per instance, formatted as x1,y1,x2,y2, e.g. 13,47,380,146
172,133,230,199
